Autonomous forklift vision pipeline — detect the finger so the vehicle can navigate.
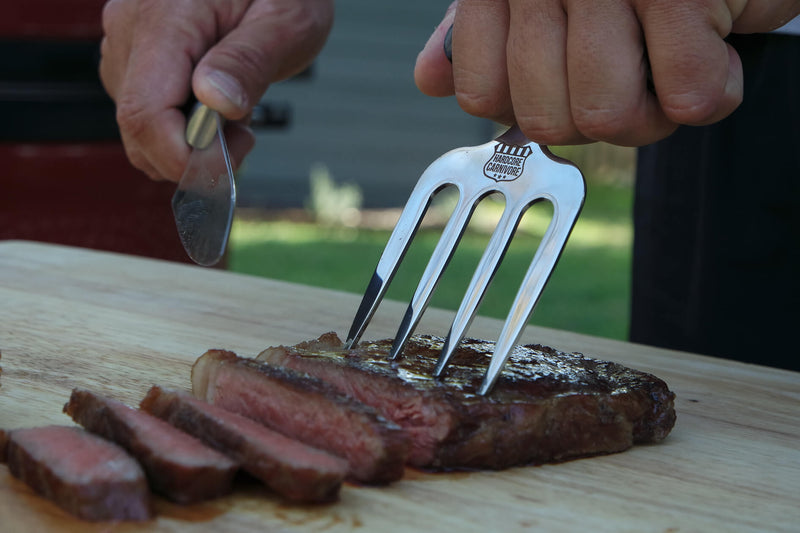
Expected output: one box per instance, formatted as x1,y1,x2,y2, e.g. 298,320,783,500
637,0,743,125
507,0,586,144
565,0,677,145
223,122,257,173
116,104,189,183
132,158,163,183
730,0,796,33
450,0,513,124
414,1,457,97
193,0,334,120
98,37,119,98
98,0,137,100
113,2,208,182
115,40,192,184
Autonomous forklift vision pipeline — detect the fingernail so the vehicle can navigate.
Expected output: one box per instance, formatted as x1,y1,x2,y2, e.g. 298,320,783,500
206,70,247,110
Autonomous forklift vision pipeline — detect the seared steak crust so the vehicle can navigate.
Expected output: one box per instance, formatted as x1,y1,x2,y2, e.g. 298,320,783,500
1,425,152,521
64,388,238,504
140,386,347,503
192,349,409,484
258,333,677,469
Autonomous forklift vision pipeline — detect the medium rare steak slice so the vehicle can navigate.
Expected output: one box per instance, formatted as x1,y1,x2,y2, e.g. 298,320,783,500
0,425,151,521
140,386,347,503
64,388,238,504
257,332,677,470
192,349,409,484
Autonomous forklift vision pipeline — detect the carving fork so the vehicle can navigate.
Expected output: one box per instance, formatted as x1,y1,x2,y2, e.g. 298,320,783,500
344,125,586,395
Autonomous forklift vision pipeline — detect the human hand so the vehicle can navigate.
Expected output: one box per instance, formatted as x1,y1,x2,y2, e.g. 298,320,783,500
415,0,800,146
100,0,334,181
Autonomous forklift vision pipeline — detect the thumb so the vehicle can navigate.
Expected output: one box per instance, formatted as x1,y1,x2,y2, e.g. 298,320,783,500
192,1,333,120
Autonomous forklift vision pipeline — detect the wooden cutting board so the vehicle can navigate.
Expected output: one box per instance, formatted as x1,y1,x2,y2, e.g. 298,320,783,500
1,241,798,532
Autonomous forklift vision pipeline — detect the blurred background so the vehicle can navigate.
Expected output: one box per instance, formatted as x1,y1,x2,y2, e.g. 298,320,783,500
2,0,637,340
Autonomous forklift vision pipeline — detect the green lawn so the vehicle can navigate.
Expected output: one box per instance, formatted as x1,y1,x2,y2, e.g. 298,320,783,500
227,180,635,341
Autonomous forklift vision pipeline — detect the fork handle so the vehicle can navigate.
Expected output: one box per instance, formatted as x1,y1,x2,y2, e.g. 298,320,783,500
444,24,454,61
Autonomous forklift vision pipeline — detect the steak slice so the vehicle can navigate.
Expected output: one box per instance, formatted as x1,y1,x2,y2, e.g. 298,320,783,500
257,332,677,469
140,386,347,503
191,349,409,484
1,425,152,521
64,388,238,504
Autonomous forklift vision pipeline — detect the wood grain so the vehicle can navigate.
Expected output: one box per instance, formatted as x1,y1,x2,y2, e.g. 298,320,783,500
1,240,798,532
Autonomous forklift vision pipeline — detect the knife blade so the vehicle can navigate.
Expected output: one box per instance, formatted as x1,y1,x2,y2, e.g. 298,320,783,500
171,102,236,267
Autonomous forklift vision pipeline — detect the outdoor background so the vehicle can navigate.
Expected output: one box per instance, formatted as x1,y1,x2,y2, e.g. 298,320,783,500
226,1,639,342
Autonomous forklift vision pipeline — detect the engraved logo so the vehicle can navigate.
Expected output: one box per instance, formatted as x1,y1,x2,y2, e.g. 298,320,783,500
483,143,533,182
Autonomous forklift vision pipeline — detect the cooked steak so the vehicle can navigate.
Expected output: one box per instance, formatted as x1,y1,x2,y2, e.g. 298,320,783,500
1,425,151,521
64,388,238,504
257,332,677,469
140,385,347,503
191,349,409,484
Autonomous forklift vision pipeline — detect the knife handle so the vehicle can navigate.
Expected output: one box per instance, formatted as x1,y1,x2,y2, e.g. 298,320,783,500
181,93,217,150
185,100,218,150
183,92,291,147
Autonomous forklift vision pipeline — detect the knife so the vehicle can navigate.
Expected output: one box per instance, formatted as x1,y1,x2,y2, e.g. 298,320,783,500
171,101,236,267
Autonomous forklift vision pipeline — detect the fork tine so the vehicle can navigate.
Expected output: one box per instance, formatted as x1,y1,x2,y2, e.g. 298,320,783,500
389,190,478,359
478,195,583,395
344,172,454,350
344,184,436,349
345,138,485,350
433,202,521,376
344,271,389,349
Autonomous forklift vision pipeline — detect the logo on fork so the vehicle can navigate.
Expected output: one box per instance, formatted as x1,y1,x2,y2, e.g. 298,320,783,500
483,143,533,182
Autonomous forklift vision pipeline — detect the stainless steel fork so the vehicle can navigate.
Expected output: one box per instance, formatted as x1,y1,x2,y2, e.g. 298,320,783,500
344,125,586,395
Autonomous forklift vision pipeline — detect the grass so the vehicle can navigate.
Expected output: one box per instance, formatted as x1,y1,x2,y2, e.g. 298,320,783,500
227,179,635,341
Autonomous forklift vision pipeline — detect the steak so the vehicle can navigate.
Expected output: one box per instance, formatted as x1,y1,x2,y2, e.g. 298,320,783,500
64,388,238,504
257,332,677,469
1,425,152,521
140,385,347,503
191,349,409,484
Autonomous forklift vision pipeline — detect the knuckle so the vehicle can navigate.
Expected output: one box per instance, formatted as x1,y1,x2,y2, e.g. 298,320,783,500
257,1,334,51
289,1,334,38
571,104,633,142
659,91,722,124
214,41,267,82
269,2,334,75
455,89,508,120
515,111,580,146
115,97,151,142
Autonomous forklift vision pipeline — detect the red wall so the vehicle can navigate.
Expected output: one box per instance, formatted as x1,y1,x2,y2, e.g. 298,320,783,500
1,2,201,264
0,1,106,39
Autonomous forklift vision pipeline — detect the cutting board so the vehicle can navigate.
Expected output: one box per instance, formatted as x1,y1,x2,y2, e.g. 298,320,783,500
1,241,798,532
